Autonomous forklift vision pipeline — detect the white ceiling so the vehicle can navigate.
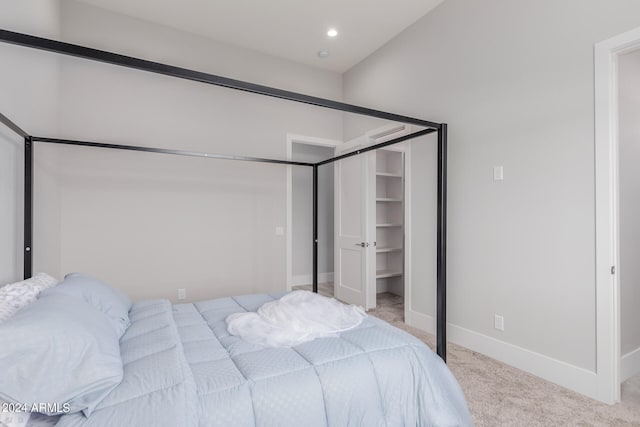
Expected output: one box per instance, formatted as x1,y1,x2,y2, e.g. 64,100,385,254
74,0,444,72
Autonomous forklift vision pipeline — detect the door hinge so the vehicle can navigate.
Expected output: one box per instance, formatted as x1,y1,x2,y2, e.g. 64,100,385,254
611,266,616,275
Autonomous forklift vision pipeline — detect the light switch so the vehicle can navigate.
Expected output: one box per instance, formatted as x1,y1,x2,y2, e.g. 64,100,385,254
275,226,285,236
493,166,504,181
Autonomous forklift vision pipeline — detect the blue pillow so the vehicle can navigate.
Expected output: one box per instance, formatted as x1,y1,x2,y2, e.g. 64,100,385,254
0,293,123,416
41,273,131,338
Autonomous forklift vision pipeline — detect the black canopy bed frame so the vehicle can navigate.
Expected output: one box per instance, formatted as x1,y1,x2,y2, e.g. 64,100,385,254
0,29,449,362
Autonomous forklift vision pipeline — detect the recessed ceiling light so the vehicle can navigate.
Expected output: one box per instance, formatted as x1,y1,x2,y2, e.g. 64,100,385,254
327,28,338,38
317,50,330,58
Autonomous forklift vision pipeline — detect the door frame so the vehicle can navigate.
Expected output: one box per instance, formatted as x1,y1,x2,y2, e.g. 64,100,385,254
286,134,341,290
594,25,640,404
365,125,413,317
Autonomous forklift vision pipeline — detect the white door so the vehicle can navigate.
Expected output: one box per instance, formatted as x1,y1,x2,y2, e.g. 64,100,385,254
334,137,376,309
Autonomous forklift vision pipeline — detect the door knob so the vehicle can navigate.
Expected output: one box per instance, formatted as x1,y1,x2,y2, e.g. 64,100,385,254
356,242,369,247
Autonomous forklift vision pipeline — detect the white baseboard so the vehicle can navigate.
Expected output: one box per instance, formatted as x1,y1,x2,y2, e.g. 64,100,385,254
621,347,640,382
405,309,435,335
448,324,598,400
291,273,334,287
405,313,599,400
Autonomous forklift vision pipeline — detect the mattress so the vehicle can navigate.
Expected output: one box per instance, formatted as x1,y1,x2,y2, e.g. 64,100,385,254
55,293,472,426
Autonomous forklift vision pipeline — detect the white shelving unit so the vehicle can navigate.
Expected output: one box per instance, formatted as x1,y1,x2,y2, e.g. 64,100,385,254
375,149,404,296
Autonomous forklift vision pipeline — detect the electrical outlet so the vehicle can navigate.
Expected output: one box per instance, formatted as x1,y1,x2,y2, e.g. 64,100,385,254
493,166,504,181
275,226,285,236
178,288,186,300
494,314,504,331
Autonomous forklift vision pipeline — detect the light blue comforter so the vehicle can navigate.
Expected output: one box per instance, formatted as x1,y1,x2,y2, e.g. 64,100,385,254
57,293,472,426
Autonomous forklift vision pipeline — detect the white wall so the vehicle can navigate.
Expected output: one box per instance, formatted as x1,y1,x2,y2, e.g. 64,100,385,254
619,49,640,375
54,0,344,302
343,0,640,395
406,134,438,323
1,0,343,301
291,143,334,284
0,0,62,284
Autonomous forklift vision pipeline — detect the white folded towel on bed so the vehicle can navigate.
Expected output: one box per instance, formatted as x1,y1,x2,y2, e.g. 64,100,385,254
226,291,366,347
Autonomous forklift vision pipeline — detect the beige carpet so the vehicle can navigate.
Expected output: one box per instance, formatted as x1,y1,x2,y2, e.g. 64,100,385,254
295,284,640,426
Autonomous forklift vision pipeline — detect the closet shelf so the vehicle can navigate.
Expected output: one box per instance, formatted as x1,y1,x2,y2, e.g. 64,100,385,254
376,197,402,202
376,247,402,253
376,270,403,279
376,223,402,227
376,172,402,178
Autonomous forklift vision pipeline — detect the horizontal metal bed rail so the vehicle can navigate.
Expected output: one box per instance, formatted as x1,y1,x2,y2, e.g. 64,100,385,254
0,29,442,131
316,128,436,166
0,111,29,139
32,136,316,167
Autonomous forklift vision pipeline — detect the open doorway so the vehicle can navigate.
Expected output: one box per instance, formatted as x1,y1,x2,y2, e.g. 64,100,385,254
595,25,640,403
618,48,640,401
332,125,416,325
286,135,339,296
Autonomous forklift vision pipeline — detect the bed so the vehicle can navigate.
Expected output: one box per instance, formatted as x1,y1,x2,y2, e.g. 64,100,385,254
0,28,465,426
0,274,472,427
0,28,449,365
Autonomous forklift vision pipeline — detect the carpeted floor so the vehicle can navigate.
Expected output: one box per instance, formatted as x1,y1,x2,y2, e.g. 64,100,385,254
294,283,640,426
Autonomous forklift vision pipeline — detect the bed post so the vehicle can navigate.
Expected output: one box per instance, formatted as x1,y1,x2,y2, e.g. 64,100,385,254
312,165,319,293
436,124,448,362
24,136,33,279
